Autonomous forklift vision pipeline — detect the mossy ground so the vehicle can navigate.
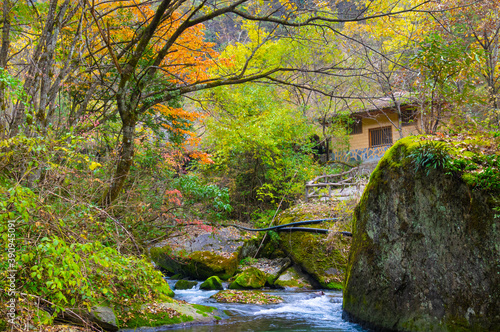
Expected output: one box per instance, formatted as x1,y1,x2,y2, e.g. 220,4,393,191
191,304,216,314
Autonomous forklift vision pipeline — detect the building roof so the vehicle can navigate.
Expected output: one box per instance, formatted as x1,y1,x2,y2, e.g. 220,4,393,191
351,92,417,116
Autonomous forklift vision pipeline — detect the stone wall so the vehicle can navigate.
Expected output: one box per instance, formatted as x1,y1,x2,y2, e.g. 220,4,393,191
331,145,390,163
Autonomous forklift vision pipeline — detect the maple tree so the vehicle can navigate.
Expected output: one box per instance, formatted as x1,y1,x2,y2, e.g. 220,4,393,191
0,0,436,207
84,0,434,205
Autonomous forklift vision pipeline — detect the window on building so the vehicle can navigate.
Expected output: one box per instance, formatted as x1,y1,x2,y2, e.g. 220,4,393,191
401,108,417,127
369,126,393,147
348,118,362,135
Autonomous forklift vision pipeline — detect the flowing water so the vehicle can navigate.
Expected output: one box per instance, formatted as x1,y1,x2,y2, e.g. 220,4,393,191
158,280,367,332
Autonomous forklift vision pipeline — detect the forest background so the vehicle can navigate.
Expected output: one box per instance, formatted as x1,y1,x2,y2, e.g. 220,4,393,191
0,0,499,330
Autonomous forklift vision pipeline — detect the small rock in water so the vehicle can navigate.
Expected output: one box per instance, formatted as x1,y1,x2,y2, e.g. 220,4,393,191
175,280,197,290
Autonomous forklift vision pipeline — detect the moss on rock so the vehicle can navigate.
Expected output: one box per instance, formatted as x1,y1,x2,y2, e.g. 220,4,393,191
150,246,238,280
273,266,313,289
117,300,219,329
275,209,348,289
200,276,224,290
229,268,267,289
174,280,197,290
343,135,500,332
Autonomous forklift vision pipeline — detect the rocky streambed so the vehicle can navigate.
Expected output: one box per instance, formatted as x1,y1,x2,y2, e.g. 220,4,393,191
149,204,352,293
151,279,366,332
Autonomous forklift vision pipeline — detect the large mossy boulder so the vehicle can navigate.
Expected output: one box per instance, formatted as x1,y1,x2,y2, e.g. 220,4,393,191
229,267,268,289
150,227,249,280
343,136,500,332
276,207,350,289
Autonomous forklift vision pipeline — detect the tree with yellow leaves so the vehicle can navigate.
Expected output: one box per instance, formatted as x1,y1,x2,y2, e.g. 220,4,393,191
1,0,434,205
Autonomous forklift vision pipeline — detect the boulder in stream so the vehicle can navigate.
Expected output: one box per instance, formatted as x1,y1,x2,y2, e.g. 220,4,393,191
237,257,291,286
200,276,224,290
174,280,197,290
273,266,314,289
343,136,500,331
229,267,268,289
150,226,251,280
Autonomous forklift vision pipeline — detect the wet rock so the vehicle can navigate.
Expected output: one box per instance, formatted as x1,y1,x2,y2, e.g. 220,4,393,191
118,300,221,330
273,266,314,289
150,226,251,280
238,257,291,286
343,137,500,331
229,267,267,289
174,280,197,290
200,276,224,290
55,306,118,331
276,212,348,289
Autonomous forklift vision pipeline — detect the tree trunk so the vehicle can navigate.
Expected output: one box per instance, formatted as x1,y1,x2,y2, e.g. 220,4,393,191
0,0,12,137
101,114,136,206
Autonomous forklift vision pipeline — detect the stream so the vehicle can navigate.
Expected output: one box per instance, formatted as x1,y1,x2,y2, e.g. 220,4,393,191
161,280,367,332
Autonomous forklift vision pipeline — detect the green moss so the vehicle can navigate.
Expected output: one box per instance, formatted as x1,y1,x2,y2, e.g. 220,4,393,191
343,134,500,332
150,246,239,280
200,276,224,290
273,266,312,289
188,251,239,280
0,318,6,331
266,274,276,286
273,278,301,288
325,281,343,290
399,134,500,193
191,304,216,314
229,268,267,289
174,280,197,290
277,230,346,288
119,308,193,328
150,245,176,274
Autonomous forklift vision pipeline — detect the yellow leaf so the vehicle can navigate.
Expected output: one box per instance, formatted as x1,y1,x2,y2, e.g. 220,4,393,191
89,161,102,171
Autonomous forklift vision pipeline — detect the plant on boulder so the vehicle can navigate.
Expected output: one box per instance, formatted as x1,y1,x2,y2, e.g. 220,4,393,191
408,142,451,175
